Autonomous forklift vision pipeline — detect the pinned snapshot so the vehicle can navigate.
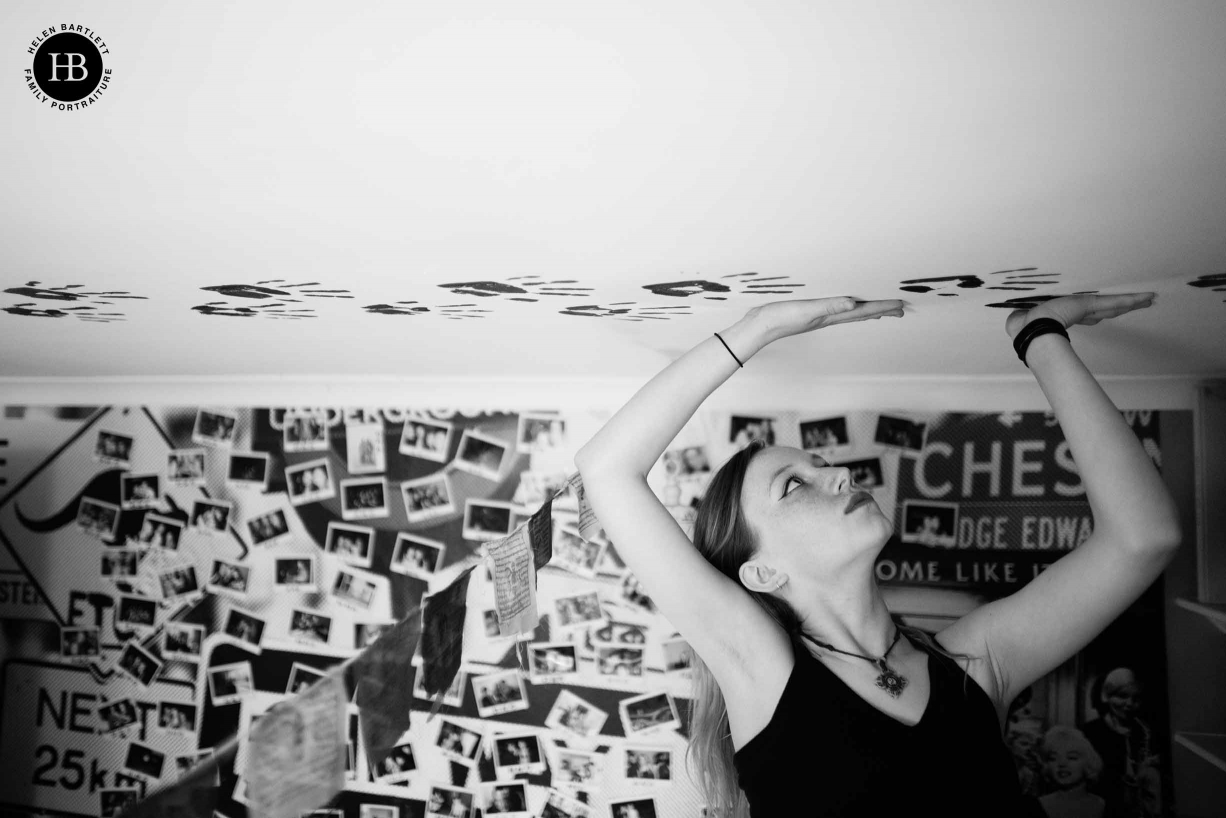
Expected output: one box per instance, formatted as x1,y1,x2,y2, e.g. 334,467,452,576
516,413,566,454
371,741,416,784
412,664,466,707
618,692,680,738
900,500,960,548
799,415,851,451
274,555,317,592
399,417,454,463
94,430,134,467
426,784,476,818
624,747,672,783
166,448,206,487
553,746,605,791
325,521,376,569
131,513,183,550
97,698,139,736
115,594,157,632
340,477,389,521
77,498,120,541
162,622,205,663
660,637,692,675
208,661,254,706
353,620,395,650
453,429,508,481
120,473,161,510
227,451,271,490
390,532,445,579
286,457,336,505
156,701,198,735
528,642,580,685
331,569,378,611
289,608,333,646
246,507,291,546
283,411,330,453
346,421,387,474
540,790,592,818
553,591,606,633
157,564,200,602
729,415,776,447
222,607,267,653
401,473,455,523
462,499,515,542
484,781,530,816
544,690,608,739
491,733,546,777
286,661,328,695
114,640,162,689
207,558,250,596
608,797,659,818
189,498,232,536
835,456,886,490
122,740,166,780
192,408,238,448
552,523,606,578
60,625,101,662
874,413,928,453
101,548,140,581
472,669,529,718
434,718,484,767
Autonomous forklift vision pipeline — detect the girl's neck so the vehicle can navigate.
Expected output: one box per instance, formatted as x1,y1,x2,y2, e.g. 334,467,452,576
792,575,897,657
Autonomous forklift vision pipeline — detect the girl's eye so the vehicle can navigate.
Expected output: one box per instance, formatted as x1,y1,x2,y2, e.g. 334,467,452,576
783,476,803,497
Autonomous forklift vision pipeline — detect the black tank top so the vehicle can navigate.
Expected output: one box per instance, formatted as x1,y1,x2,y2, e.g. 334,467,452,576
733,634,1033,817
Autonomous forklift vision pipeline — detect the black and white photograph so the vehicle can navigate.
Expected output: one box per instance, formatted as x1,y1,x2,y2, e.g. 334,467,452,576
193,409,238,447
120,473,161,510
399,417,454,463
592,621,647,646
661,637,692,673
166,448,206,486
434,718,484,766
98,698,138,734
156,701,197,734
619,692,681,738
189,498,232,535
800,415,851,450
289,608,333,645
223,608,267,652
485,782,529,816
491,734,545,777
401,473,455,523
346,421,387,474
246,507,290,545
472,669,529,718
115,641,162,688
332,569,378,610
426,785,475,818
208,661,253,706
462,499,515,541
528,642,579,684
132,512,183,550
207,559,250,595
540,791,591,818
517,413,566,453
60,626,101,660
552,523,606,578
662,445,712,477
274,556,316,591
553,591,606,632
99,788,139,818
94,430,134,467
390,533,445,579
340,477,389,521
326,521,376,568
412,665,465,706
597,646,644,678
174,749,218,784
123,740,165,780
555,747,605,790
77,498,120,541
624,748,672,782
608,798,658,818
359,803,400,818
162,622,205,662
116,594,157,630
835,456,886,490
354,621,394,649
101,548,139,579
158,564,199,601
286,661,327,695
900,499,960,547
372,741,416,783
545,689,608,739
514,469,570,507
481,609,509,641
454,429,509,481
227,450,271,489
729,414,776,447
874,413,929,452
283,411,330,453
285,457,336,506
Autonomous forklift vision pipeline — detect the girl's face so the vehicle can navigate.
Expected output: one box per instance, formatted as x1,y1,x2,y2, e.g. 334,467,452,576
1104,682,1141,722
1047,744,1089,788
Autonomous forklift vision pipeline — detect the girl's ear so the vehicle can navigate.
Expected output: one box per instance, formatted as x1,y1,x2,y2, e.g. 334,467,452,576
739,560,787,592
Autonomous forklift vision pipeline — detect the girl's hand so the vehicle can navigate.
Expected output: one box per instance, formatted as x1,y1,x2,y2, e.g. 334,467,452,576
1004,293,1156,339
749,297,906,343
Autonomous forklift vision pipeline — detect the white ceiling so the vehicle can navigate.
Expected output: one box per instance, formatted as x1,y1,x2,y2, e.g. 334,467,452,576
3,0,1224,385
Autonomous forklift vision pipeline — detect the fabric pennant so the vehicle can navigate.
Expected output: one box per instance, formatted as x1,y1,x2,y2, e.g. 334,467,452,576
528,496,553,572
116,752,223,818
352,612,422,769
420,566,475,699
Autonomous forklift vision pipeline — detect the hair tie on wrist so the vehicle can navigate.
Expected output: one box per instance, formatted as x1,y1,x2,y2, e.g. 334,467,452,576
1013,318,1070,367
714,332,743,368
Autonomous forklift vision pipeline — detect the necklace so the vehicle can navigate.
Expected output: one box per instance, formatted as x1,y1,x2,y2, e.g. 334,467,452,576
799,628,908,699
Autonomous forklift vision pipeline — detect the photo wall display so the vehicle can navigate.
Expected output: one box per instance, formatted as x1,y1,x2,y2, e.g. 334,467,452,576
0,405,1180,818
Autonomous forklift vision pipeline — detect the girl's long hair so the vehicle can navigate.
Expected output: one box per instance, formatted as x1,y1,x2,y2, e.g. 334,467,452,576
684,440,980,817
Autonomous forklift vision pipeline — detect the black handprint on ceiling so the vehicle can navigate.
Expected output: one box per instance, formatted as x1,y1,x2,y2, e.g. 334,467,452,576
437,276,593,301
899,268,1059,296
191,302,316,319
1187,273,1226,302
200,280,354,300
641,272,805,299
559,303,694,321
3,282,148,303
436,303,492,320
363,301,431,316
983,291,1098,310
1,303,126,322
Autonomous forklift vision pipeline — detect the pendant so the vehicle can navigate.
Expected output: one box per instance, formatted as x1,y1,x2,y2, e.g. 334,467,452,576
875,661,908,699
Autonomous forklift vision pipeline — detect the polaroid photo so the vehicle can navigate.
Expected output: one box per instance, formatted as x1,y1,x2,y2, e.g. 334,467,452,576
481,609,512,642
345,708,360,780
60,625,101,662
874,413,928,453
174,749,218,784
608,798,659,818
399,417,454,463
232,774,250,805
283,411,330,453
620,571,656,614
77,498,121,541
162,622,205,662
156,701,198,735
835,456,886,490
193,409,238,448
900,500,960,548
591,621,647,647
360,804,400,818
158,564,200,602
227,451,270,490
434,718,484,767
116,594,157,632
340,477,389,521
94,430,134,467
401,473,455,523
540,790,593,818
472,670,529,718
514,470,570,507
132,513,183,550
371,741,416,784
98,698,139,735
454,429,509,481
166,448,206,487
208,661,254,706
491,733,545,776
120,474,161,511
619,692,681,738
390,533,445,580
304,811,344,818
427,784,475,818
274,556,317,592
661,637,692,674
346,421,387,474
553,747,605,791
353,620,395,650
289,608,333,646
331,569,378,611
729,415,776,446
326,522,376,569
101,548,140,580
285,457,336,506
99,788,140,818
190,498,232,536
662,445,713,480
528,642,579,685
285,661,328,695
246,508,290,547
553,591,606,633
545,690,608,739
412,665,466,706
552,523,607,578
484,781,529,817
799,416,851,452
223,607,267,653
115,640,162,689
596,646,644,679
207,559,250,596
516,413,566,454
624,747,672,783
462,499,515,542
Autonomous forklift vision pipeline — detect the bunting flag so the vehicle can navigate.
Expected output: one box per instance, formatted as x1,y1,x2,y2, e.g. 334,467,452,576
117,745,230,818
352,609,423,769
529,495,554,572
420,565,475,703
